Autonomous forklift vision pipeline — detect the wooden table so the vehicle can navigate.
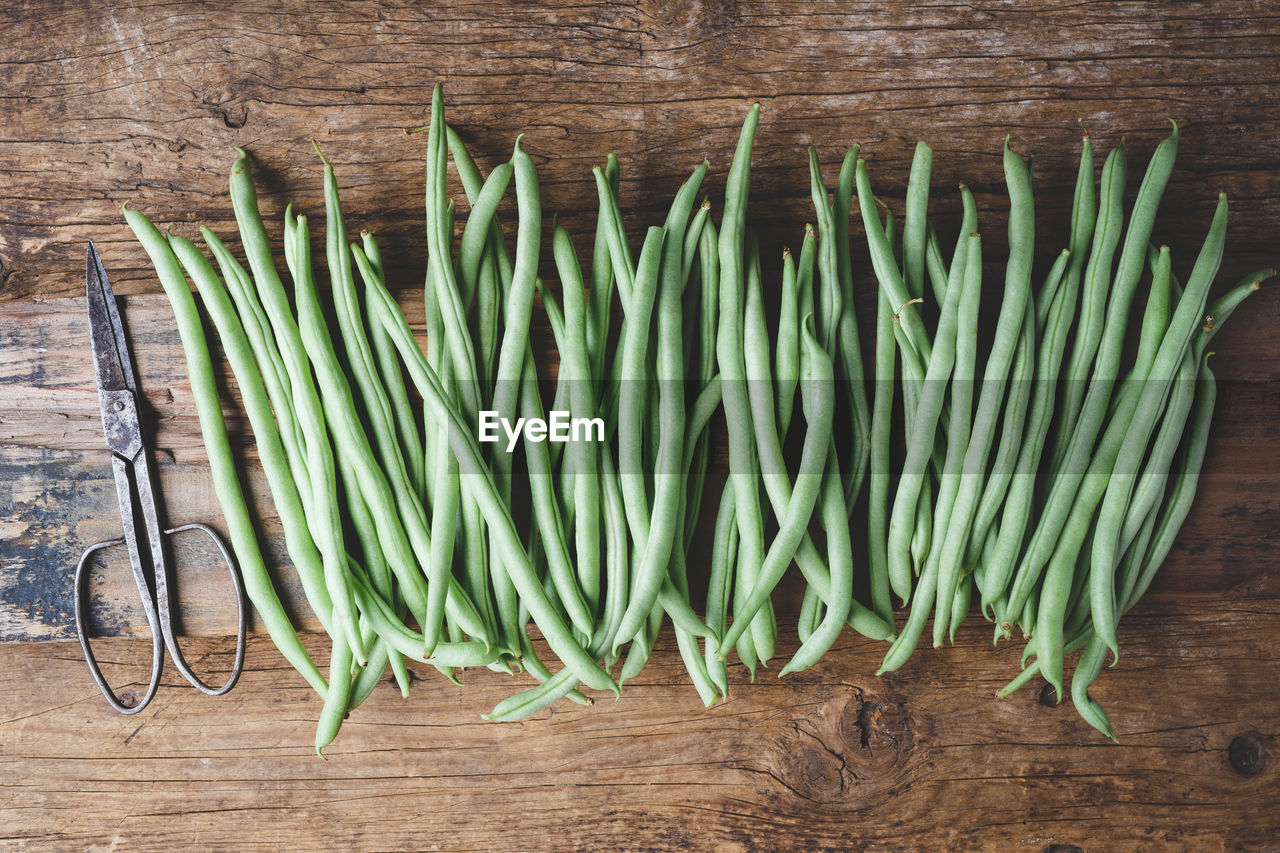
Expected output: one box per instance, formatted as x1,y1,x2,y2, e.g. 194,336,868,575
2,1,1277,849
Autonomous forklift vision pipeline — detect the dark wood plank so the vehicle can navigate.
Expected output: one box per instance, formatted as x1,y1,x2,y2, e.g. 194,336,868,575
2,0,1278,301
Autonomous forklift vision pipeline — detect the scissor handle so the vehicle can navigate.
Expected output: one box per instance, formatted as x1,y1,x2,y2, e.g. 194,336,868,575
157,522,247,696
74,538,164,715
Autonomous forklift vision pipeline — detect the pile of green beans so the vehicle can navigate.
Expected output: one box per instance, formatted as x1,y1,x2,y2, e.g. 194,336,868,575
128,87,1269,747
859,127,1273,738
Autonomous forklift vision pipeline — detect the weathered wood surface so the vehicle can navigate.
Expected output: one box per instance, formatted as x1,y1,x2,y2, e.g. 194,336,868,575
2,610,1277,852
2,0,1279,850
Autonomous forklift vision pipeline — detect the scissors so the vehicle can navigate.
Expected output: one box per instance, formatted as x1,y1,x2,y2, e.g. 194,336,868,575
75,243,246,714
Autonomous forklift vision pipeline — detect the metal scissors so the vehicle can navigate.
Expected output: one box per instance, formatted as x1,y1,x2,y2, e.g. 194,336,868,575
75,242,246,714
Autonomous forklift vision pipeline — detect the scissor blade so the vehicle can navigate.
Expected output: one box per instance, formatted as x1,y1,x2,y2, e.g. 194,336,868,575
86,243,136,394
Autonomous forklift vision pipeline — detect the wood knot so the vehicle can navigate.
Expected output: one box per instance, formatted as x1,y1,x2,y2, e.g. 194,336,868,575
766,685,913,809
1043,845,1085,853
1228,735,1266,776
1039,682,1062,707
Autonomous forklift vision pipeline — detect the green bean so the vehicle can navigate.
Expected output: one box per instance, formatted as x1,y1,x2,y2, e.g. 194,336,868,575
519,353,595,638
704,484,737,698
949,572,973,643
1048,142,1124,474
966,250,1068,564
1036,136,1095,332
475,246,503,398
361,256,617,695
297,212,459,657
588,154,622,387
339,462,414,693
620,603,665,687
1122,352,1218,612
1114,481,1162,615
720,314,833,653
596,442,631,660
678,376,722,569
444,127,513,396
997,629,1090,698
976,249,1072,610
551,224,603,616
611,226,668,638
348,638,393,711
128,217,326,695
1117,351,1197,565
924,225,949,305
973,518,999,608
929,141,1035,647
919,229,983,630
775,247,800,438
903,142,933,303
716,104,774,672
855,159,931,366
1070,631,1117,741
647,165,716,694
518,632,590,706
948,300,1035,634
796,223,817,321
593,165,636,311
889,313,929,590
808,148,842,353
782,455,853,675
202,228,311,518
1091,195,1228,659
885,189,971,610
347,562,498,669
1033,246,1174,695
424,92,482,422
314,633,353,756
314,148,449,662
867,286,897,625
427,372,462,648
361,234,427,498
458,161,514,306
225,155,368,663
682,195,712,284
1018,128,1178,614
684,220,721,552
797,587,821,645
833,147,872,508
489,133,542,502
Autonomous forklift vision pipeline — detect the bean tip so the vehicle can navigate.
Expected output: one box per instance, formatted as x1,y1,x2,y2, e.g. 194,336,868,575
310,137,330,167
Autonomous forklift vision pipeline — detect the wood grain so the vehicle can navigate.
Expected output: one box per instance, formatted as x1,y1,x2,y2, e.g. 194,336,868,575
1,609,1276,852
2,0,1280,850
